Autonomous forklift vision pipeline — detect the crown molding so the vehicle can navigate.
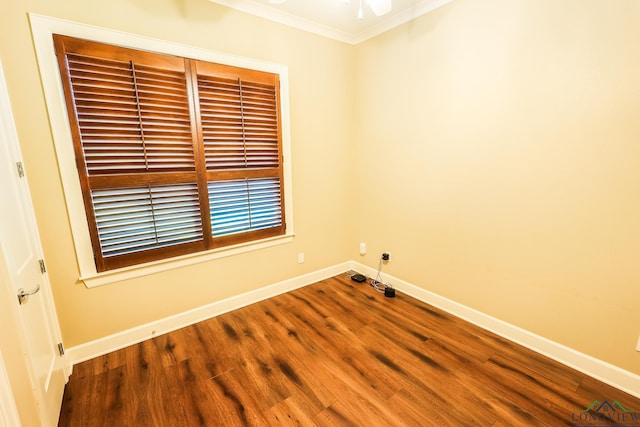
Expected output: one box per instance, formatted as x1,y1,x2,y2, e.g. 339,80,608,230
208,0,455,45
352,0,455,44
210,0,357,44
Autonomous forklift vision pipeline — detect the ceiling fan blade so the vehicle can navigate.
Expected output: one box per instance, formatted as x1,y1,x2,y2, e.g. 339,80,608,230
366,0,392,16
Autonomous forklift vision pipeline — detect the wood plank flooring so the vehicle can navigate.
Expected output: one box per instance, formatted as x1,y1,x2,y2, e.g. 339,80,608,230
58,273,640,426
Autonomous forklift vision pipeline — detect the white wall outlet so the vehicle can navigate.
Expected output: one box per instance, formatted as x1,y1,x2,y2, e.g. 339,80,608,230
297,252,305,264
359,242,366,255
636,336,640,352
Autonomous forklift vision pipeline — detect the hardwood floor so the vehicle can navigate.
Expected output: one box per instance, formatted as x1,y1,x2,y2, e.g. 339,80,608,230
58,273,640,426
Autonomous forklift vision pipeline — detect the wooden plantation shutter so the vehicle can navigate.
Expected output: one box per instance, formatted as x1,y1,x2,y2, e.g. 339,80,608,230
54,35,285,272
194,61,285,247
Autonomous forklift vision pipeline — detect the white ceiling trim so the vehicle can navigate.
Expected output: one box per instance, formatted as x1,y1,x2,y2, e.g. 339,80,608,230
209,0,455,45
351,0,455,44
210,0,357,44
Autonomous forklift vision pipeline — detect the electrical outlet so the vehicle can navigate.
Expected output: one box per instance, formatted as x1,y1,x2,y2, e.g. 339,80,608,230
636,336,640,352
359,242,366,255
297,252,305,264
382,252,390,261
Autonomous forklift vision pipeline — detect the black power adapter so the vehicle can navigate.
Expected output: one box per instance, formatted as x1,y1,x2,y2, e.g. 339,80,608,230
384,286,396,298
351,273,367,283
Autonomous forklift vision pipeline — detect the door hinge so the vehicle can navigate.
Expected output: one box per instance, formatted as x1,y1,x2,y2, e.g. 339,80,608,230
57,343,65,356
39,259,46,274
16,162,24,178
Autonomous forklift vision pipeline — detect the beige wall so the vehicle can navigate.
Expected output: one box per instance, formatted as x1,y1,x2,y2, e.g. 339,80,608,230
0,0,354,346
1,0,639,378
353,0,640,374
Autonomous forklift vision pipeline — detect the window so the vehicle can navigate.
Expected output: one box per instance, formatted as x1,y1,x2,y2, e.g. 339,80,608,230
54,35,286,272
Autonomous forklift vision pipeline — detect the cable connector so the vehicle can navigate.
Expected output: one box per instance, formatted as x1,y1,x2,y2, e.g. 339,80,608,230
371,253,394,297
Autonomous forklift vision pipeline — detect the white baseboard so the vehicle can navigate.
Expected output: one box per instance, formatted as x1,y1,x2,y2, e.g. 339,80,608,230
67,259,640,400
349,261,640,399
66,262,350,365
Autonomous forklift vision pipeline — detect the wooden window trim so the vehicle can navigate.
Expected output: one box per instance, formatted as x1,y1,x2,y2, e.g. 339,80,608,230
53,35,287,272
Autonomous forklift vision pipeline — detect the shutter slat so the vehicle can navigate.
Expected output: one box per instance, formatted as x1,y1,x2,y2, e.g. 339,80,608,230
208,178,281,237
198,73,279,170
66,53,195,174
91,184,203,257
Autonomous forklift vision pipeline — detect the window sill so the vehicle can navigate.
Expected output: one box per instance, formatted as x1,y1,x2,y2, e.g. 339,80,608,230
80,233,294,288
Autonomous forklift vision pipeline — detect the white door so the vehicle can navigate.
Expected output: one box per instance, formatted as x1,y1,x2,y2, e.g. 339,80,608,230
0,61,67,426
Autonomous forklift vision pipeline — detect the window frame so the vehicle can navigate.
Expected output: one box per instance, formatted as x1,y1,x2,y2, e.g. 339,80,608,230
30,14,294,287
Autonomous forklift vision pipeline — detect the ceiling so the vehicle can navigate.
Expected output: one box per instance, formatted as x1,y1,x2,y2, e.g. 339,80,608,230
208,0,455,44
